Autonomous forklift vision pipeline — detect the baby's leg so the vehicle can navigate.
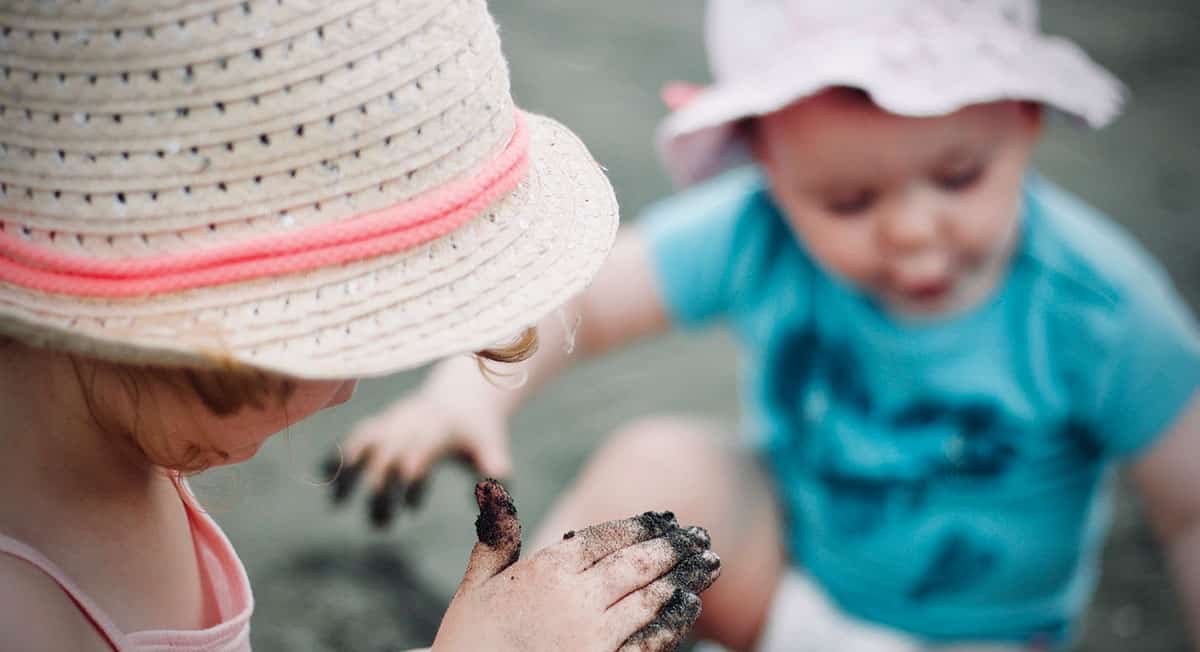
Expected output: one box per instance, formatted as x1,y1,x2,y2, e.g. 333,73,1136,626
533,416,785,652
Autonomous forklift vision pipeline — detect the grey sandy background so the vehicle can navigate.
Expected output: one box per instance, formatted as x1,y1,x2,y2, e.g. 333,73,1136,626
194,2,1200,650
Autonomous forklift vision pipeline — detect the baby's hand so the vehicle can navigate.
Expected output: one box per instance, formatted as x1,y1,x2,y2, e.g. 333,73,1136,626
321,388,511,527
432,480,720,652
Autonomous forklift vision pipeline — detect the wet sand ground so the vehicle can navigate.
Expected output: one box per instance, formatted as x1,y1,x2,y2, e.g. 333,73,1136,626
200,2,1200,650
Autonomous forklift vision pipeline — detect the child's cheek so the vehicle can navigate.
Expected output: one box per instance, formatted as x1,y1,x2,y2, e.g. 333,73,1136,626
967,180,1024,258
785,207,879,285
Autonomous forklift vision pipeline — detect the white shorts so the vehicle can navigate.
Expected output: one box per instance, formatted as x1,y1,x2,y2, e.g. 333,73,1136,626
697,570,1028,652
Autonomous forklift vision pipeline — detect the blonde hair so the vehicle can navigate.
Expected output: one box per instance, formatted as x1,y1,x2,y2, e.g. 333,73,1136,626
1,328,540,472
64,354,299,472
475,326,539,383
476,326,539,365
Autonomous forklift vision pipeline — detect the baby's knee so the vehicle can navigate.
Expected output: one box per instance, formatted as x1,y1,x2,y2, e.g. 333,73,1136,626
603,416,723,469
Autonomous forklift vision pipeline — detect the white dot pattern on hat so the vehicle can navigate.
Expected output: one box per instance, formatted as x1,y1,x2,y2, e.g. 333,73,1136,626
709,0,1037,82
659,0,1122,188
0,0,621,379
0,0,514,256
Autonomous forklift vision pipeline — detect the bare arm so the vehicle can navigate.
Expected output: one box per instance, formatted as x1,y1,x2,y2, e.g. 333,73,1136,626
427,227,669,421
338,227,671,495
1130,391,1200,650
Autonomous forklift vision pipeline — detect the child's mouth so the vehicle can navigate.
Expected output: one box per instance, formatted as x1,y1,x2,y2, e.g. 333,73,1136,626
901,279,953,302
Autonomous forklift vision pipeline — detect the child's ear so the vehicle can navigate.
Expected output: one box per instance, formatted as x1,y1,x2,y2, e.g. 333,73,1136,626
1021,101,1044,138
744,119,769,165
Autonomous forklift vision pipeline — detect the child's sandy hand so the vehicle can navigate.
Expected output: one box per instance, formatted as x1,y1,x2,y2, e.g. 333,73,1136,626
432,480,720,652
322,390,511,527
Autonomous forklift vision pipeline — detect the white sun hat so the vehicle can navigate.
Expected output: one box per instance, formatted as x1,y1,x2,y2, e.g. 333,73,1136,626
0,0,618,379
658,0,1126,188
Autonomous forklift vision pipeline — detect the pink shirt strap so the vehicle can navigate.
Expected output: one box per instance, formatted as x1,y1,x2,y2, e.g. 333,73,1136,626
0,476,253,652
0,533,125,650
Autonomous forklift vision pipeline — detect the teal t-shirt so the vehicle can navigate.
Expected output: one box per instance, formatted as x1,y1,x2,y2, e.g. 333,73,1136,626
641,167,1200,646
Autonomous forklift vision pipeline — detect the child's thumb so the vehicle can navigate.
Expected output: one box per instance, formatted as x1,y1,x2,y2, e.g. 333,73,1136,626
660,81,704,111
471,433,513,480
459,479,522,589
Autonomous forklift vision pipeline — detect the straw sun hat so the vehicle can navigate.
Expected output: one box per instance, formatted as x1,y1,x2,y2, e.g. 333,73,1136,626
659,0,1125,187
0,0,618,379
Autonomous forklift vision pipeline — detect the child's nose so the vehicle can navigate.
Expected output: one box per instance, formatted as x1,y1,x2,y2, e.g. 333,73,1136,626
877,195,940,253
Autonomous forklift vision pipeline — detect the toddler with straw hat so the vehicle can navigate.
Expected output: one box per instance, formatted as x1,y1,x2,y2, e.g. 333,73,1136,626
0,1,722,650
334,0,1200,649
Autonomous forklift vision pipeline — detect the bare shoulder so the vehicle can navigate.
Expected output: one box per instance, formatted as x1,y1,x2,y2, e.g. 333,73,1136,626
0,553,113,651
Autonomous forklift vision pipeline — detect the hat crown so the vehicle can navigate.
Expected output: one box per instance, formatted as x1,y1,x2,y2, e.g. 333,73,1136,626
0,1,622,380
705,0,1039,82
0,0,515,258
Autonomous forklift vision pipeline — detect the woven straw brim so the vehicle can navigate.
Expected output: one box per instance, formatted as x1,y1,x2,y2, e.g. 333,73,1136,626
0,111,617,379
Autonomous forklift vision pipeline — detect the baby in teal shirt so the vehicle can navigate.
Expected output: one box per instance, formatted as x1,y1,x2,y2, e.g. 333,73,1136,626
335,0,1200,649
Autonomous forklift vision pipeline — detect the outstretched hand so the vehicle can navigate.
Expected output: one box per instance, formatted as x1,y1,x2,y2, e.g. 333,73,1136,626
431,480,720,652
321,388,512,528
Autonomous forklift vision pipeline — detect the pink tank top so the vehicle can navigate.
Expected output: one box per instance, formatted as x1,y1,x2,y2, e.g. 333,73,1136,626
0,479,253,651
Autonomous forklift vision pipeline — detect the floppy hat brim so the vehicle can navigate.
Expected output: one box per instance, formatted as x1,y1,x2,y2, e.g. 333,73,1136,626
658,22,1125,187
0,111,618,379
